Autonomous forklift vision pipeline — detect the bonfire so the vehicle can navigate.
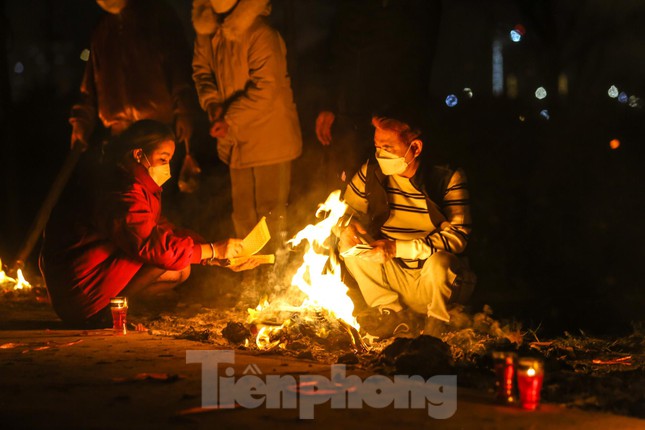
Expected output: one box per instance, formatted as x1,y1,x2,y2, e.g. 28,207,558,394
0,258,33,293
245,190,365,352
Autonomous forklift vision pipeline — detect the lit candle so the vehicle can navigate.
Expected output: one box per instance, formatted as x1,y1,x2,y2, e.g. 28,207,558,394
110,297,128,335
492,351,517,403
516,358,544,410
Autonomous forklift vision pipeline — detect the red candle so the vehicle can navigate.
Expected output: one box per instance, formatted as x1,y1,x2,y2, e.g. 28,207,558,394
110,297,128,335
492,351,517,403
517,358,544,410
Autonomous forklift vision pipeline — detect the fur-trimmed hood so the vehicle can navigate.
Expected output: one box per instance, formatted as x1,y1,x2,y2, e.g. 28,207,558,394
192,0,271,39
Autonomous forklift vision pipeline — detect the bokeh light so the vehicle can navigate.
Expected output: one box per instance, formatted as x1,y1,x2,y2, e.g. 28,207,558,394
518,115,526,122
14,62,24,74
80,49,90,62
609,139,620,150
445,94,458,107
539,109,550,120
510,24,526,42
628,95,642,108
463,88,473,98
608,85,619,98
535,87,547,100
618,92,628,103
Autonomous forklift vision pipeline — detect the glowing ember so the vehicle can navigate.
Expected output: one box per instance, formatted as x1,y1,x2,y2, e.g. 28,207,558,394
0,258,33,291
248,191,360,349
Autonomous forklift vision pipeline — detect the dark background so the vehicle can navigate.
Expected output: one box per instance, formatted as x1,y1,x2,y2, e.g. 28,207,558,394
1,0,643,336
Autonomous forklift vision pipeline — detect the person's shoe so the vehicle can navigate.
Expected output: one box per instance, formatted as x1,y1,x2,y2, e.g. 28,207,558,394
358,308,412,339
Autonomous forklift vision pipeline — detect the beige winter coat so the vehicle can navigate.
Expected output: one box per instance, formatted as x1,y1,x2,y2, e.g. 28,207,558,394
192,0,302,168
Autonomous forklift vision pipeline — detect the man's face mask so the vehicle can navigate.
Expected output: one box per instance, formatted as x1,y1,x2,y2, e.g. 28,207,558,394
143,153,171,187
96,0,127,14
375,144,414,176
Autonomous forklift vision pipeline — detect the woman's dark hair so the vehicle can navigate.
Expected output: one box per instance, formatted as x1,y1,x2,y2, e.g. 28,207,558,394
105,120,176,165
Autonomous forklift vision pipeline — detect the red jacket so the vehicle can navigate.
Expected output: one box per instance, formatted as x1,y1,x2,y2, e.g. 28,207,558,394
40,164,202,324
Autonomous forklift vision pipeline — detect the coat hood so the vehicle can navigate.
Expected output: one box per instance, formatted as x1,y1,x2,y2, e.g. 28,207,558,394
192,0,271,39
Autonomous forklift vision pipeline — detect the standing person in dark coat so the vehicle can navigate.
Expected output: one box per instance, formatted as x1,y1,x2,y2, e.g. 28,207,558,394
70,0,199,153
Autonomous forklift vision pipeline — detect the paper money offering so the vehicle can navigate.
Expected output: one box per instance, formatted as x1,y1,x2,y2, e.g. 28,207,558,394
226,254,276,267
340,244,373,258
240,216,271,256
221,217,274,267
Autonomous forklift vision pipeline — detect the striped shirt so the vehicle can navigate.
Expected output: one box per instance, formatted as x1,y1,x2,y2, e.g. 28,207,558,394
344,162,472,261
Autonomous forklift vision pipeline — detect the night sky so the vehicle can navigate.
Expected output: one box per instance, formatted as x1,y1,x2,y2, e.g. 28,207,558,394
1,0,644,335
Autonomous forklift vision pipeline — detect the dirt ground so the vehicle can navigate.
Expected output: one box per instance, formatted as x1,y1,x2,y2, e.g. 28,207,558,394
1,297,644,430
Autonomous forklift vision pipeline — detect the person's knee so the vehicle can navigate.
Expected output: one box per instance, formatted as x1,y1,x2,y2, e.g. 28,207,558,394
451,268,476,304
426,251,459,273
342,255,373,278
426,252,476,305
177,265,191,284
159,265,191,285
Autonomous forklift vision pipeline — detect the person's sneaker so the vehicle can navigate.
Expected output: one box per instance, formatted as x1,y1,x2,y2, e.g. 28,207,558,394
357,308,412,339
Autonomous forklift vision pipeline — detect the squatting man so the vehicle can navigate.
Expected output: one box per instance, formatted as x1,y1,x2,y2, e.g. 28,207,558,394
337,113,476,338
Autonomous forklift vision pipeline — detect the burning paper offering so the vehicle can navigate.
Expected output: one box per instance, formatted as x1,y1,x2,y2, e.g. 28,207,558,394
246,191,366,351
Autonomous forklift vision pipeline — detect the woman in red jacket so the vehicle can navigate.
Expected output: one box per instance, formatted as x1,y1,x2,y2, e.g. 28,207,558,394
40,120,255,327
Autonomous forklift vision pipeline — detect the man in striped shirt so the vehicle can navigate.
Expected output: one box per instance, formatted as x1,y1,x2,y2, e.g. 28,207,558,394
339,114,475,338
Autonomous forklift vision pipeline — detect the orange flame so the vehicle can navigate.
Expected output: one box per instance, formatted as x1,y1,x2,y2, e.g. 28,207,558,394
0,258,33,291
249,191,359,349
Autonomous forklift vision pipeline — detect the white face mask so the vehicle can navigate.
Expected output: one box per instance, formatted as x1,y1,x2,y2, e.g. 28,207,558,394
375,145,413,176
143,153,171,187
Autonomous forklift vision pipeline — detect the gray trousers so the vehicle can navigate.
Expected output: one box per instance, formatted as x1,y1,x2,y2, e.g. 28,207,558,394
230,161,291,240
344,251,474,322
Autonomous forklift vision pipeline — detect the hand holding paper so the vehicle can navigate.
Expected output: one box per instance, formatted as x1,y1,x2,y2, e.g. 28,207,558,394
338,219,373,256
340,244,373,258
220,217,275,267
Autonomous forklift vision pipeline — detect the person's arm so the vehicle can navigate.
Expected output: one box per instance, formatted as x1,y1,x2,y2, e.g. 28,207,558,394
199,239,243,261
338,163,370,253
315,111,335,146
192,34,223,119
69,47,98,151
109,185,201,270
201,240,260,272
221,25,287,133
396,168,472,260
342,162,369,215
